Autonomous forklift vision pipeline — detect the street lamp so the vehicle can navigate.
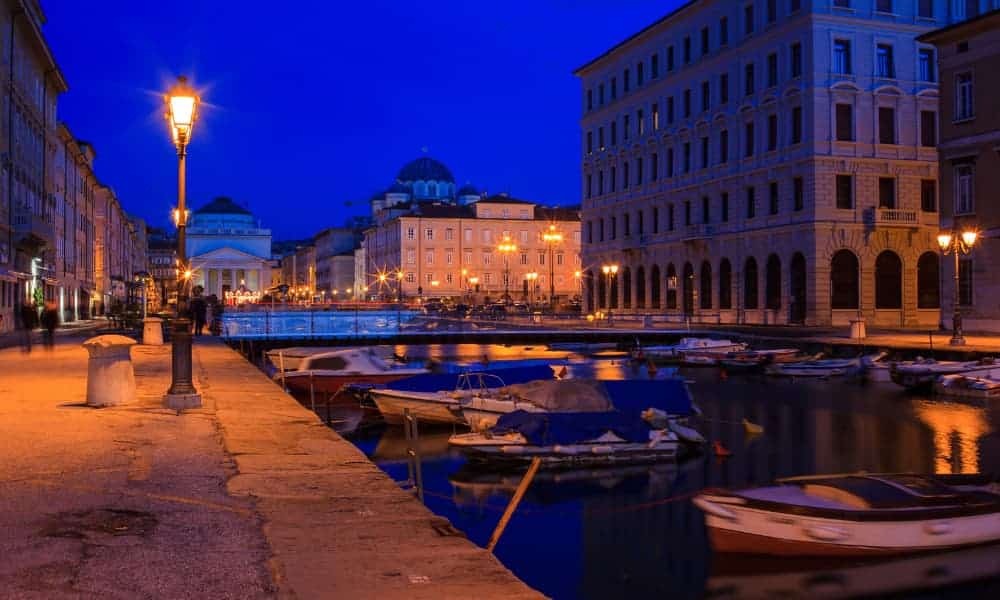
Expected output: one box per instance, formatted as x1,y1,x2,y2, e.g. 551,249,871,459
164,75,201,409
542,225,563,311
602,263,619,311
937,228,978,346
396,269,404,302
497,237,517,305
461,268,468,302
526,272,538,308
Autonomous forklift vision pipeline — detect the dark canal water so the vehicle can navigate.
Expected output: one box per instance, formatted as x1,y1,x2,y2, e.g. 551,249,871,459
293,343,1000,599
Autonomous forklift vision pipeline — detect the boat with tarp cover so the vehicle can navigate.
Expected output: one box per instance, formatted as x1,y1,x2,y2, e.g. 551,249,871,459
695,473,1000,557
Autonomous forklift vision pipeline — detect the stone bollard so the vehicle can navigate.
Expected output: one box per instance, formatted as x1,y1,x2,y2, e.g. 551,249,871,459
849,319,867,340
82,335,137,407
142,317,164,345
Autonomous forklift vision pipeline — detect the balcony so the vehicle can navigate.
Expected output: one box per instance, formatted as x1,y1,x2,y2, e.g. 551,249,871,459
13,208,54,249
683,224,716,242
867,208,918,228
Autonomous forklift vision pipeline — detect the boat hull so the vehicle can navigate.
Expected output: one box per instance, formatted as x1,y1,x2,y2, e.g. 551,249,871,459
283,372,415,397
457,441,681,466
371,391,465,426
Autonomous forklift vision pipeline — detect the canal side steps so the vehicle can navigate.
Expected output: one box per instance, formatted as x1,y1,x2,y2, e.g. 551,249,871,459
194,338,544,600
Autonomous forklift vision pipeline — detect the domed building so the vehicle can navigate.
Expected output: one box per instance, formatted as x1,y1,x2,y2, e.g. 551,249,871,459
186,196,272,303
370,156,478,216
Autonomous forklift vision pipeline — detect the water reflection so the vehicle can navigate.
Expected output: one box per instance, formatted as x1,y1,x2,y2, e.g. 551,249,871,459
912,399,991,474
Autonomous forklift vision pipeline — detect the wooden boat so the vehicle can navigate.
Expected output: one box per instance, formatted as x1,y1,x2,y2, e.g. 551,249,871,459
935,370,1000,399
638,338,747,363
718,349,803,372
765,352,885,378
890,358,999,392
695,473,1000,557
279,348,429,396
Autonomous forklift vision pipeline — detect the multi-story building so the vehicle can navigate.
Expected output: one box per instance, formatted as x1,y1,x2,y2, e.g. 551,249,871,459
576,0,991,327
315,227,358,298
187,196,272,302
0,0,68,332
919,8,1000,332
147,227,176,309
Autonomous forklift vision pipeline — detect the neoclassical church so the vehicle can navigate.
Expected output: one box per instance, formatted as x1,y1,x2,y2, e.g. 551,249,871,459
187,197,272,303
369,157,482,216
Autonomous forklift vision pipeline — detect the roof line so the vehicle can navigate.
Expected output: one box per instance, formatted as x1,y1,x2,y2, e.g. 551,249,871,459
573,0,700,76
917,7,1000,43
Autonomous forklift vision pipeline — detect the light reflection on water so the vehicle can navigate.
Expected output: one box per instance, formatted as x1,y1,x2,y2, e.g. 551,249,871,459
289,343,1000,599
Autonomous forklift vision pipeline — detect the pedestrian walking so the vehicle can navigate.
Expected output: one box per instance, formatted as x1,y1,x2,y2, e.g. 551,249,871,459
18,303,37,353
41,301,59,349
191,296,207,336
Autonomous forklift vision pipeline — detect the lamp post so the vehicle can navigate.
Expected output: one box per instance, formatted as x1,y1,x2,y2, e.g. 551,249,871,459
542,225,563,311
602,263,619,312
574,270,582,311
497,237,517,305
526,272,538,309
461,268,468,303
468,276,479,305
164,76,201,409
937,229,978,346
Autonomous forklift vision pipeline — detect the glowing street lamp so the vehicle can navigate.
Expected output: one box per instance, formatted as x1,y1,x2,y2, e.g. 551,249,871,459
164,75,201,408
602,264,619,311
526,271,538,307
542,225,563,310
497,237,518,305
938,228,978,346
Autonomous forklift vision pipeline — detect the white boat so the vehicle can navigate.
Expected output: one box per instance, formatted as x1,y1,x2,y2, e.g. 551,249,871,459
639,338,747,363
890,357,999,392
695,473,1000,557
371,371,505,426
459,378,614,431
765,352,885,378
935,369,1000,399
279,348,429,396
266,346,332,371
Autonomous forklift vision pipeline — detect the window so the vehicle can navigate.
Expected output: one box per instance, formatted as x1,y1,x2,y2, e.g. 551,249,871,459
720,16,729,46
956,73,974,120
767,53,778,87
667,148,675,177
667,96,675,123
767,0,777,23
701,27,710,55
667,46,675,71
744,4,754,35
683,89,691,118
791,106,802,144
651,54,659,79
876,44,894,78
653,206,660,233
683,36,691,64
611,121,617,145
793,177,804,211
445,228,454,240
587,89,593,111
637,157,643,184
875,0,892,13
836,103,853,141
920,111,936,147
599,83,605,105
598,127,604,149
406,249,416,264
482,229,492,242
599,218,605,241
586,221,593,243
767,114,778,151
746,186,756,218
721,192,729,221
586,131,593,154
611,216,617,239
637,210,644,234
611,77,617,99
836,175,853,209
624,68,630,93
465,228,472,241
918,0,933,17
769,181,779,214
719,129,729,163
959,259,973,306
745,63,755,95
791,43,802,78
702,196,710,223
790,0,801,12
684,201,692,226
961,0,980,18
407,226,415,240
878,106,895,144
668,204,675,230
683,142,691,173
638,109,644,135
833,40,851,74
745,122,755,157
701,136,709,169
921,179,936,212
637,63,644,86
406,272,415,283
598,171,604,194
651,153,659,181
955,164,974,214
919,49,935,82
701,81,710,112
917,252,939,308
720,73,729,104
624,114,630,141
652,103,659,129
610,166,616,190
878,178,895,209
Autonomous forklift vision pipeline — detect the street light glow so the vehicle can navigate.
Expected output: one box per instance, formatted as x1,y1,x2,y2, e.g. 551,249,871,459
962,230,978,248
165,76,199,142
937,233,952,252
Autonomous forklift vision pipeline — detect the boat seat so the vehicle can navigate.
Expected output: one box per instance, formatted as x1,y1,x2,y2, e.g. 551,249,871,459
803,484,872,510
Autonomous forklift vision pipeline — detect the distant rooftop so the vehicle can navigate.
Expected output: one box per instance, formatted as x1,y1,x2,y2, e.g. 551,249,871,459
194,196,252,215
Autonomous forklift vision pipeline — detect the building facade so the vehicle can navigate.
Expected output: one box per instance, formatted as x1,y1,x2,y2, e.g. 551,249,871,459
315,227,358,298
576,0,992,327
187,196,272,302
147,227,176,309
920,8,1000,332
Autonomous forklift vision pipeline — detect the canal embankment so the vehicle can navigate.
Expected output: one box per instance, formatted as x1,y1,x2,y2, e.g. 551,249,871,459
0,337,541,599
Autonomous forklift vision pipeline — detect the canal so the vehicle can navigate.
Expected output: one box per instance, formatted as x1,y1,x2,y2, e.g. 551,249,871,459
284,343,1000,599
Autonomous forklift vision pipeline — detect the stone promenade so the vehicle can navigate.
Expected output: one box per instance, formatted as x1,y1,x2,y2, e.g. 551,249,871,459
0,336,541,599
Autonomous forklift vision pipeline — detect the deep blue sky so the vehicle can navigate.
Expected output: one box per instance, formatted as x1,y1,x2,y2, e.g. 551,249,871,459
45,0,684,240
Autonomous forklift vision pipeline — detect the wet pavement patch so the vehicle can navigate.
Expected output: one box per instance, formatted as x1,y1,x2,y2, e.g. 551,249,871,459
41,508,158,539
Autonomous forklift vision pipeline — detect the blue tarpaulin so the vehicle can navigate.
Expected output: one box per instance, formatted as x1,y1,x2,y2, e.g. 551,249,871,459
387,364,555,392
603,379,695,417
491,410,653,445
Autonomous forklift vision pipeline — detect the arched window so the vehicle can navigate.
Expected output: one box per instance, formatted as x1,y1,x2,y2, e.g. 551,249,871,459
790,253,807,323
683,263,695,314
830,250,859,309
766,254,781,310
636,266,646,308
428,182,438,197
744,257,759,309
610,271,619,309
666,264,678,309
700,261,712,309
917,252,940,309
622,267,632,308
719,259,732,309
650,265,662,308
598,272,607,309
875,250,902,309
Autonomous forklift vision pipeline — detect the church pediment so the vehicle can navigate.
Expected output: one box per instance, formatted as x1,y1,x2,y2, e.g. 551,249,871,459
190,246,269,265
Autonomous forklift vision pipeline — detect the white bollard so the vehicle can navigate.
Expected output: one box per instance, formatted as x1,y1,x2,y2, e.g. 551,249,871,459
849,319,867,340
82,335,137,407
142,317,164,346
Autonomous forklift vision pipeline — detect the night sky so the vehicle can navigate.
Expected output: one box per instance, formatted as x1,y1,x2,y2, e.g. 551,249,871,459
44,0,684,240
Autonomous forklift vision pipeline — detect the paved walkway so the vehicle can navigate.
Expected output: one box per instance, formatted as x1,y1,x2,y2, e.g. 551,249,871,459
0,338,540,599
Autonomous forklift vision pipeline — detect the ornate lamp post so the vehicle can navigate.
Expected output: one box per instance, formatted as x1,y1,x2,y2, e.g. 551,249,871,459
937,229,978,346
602,263,619,311
542,225,563,311
164,76,201,409
497,237,517,305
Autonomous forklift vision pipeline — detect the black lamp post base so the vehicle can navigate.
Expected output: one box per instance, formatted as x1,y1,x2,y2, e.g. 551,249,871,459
165,317,202,409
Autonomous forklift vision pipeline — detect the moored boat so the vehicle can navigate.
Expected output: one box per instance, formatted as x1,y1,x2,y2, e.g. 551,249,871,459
935,370,1000,399
718,349,803,372
695,473,1000,557
639,338,747,363
279,348,429,396
890,358,999,392
765,352,885,378
266,346,332,371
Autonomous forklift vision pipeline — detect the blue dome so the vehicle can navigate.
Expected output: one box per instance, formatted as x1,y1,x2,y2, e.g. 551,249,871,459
396,157,454,183
457,183,479,196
